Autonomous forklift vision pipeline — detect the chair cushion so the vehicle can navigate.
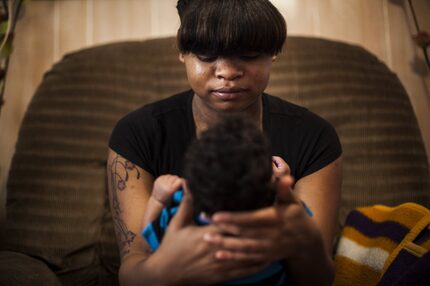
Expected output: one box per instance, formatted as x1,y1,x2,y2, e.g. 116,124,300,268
0,251,62,286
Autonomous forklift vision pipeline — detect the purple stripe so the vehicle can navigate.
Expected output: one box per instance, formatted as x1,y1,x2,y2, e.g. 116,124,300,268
345,210,409,243
377,250,430,286
414,227,430,245
376,249,419,286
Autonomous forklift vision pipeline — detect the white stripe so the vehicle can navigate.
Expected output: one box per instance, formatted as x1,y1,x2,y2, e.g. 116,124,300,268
336,237,389,271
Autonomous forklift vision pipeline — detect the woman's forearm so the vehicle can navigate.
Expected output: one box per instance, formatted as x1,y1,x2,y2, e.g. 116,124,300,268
286,238,335,286
119,253,175,286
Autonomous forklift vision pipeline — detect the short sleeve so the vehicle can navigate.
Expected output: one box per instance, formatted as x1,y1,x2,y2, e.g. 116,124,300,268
108,107,156,175
299,113,342,178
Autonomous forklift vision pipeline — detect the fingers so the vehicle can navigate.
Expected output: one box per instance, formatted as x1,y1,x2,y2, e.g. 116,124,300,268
171,176,185,193
275,175,299,205
212,177,298,226
204,233,269,254
152,175,185,204
215,250,267,264
203,233,279,265
212,207,281,227
169,188,194,229
165,175,184,192
270,157,296,206
272,156,290,177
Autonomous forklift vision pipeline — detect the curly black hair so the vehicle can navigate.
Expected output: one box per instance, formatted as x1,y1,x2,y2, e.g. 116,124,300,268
176,0,286,56
183,116,275,216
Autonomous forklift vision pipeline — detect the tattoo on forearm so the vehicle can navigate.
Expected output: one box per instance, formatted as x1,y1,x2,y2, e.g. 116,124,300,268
108,155,141,257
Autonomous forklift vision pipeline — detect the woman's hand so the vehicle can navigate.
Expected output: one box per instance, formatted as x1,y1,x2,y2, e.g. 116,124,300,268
146,189,269,285
204,172,336,286
205,175,322,262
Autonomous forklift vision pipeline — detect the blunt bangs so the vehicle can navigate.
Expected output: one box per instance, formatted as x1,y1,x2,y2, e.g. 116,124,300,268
177,0,286,56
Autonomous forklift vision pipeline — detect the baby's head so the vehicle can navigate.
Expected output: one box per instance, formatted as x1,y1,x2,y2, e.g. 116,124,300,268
176,0,286,57
183,116,275,216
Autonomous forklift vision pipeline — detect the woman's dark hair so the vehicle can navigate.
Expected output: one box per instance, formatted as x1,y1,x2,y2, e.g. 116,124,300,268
176,0,193,20
183,116,274,216
176,0,286,56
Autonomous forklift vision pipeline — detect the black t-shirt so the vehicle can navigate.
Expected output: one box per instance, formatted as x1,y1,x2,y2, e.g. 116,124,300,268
109,90,342,180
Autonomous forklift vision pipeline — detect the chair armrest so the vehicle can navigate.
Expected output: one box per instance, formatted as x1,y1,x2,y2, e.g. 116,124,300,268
0,251,61,286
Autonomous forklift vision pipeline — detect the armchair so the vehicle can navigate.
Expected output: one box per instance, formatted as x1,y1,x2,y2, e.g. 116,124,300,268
0,36,428,285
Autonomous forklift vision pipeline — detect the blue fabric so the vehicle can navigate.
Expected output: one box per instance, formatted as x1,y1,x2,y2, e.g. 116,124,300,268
142,223,160,251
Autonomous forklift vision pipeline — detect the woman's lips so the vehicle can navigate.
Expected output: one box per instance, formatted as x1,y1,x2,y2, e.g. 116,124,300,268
212,87,247,100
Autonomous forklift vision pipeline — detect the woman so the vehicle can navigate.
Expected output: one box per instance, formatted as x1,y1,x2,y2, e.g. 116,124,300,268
107,0,342,285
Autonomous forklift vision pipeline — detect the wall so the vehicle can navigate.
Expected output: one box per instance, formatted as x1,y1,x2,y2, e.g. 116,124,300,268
0,0,429,218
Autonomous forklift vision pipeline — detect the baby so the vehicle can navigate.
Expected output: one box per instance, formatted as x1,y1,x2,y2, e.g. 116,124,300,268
142,116,311,285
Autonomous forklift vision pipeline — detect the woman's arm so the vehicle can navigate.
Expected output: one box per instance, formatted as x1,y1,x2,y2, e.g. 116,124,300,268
207,156,343,286
107,149,155,284
294,156,342,257
286,156,342,285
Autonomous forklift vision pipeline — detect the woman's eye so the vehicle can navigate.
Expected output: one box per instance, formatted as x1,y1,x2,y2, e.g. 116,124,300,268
196,55,218,62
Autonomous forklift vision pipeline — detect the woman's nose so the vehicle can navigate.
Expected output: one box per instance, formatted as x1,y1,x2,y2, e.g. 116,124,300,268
214,58,244,81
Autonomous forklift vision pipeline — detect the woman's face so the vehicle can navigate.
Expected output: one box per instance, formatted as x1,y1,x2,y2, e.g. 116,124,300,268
179,52,276,112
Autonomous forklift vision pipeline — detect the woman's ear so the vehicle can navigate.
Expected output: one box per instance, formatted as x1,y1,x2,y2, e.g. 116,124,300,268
271,55,277,62
179,53,185,63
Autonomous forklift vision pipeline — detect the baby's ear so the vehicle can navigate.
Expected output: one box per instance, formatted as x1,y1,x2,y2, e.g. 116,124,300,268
198,212,212,224
179,53,185,63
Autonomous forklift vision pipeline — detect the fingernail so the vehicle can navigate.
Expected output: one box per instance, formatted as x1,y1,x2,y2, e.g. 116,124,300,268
219,224,240,236
212,213,228,223
203,233,214,241
215,250,231,260
215,251,224,259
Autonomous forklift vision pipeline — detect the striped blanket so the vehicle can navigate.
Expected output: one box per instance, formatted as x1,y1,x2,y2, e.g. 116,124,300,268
334,203,430,286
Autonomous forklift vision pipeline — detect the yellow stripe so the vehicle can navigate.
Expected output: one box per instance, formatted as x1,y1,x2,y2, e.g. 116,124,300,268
342,226,398,252
419,238,430,250
404,241,427,257
358,203,429,229
334,255,381,286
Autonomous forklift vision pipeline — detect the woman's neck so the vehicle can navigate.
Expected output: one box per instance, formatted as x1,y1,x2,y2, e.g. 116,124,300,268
192,94,263,137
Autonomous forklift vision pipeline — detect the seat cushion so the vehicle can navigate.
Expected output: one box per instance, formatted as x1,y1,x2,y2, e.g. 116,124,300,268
0,251,62,286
